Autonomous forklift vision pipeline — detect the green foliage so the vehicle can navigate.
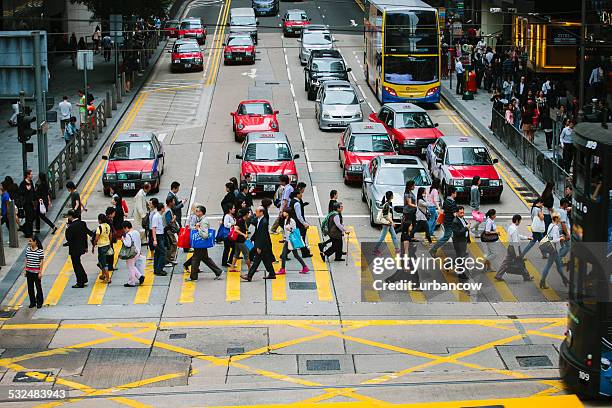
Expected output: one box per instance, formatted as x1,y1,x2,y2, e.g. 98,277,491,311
71,0,173,21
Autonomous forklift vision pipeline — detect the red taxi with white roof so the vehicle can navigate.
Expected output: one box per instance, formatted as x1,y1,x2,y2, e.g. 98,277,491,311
101,131,165,195
235,132,299,194
170,39,203,72
231,100,279,142
338,122,395,184
427,136,503,202
178,17,206,44
223,34,256,65
369,103,443,156
282,9,311,37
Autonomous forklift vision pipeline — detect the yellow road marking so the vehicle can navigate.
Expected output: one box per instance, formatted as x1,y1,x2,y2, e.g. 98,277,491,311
180,253,196,303
44,257,73,306
134,250,155,304
436,248,470,302
226,255,241,302
87,241,121,305
346,226,380,302
206,0,232,86
307,227,333,302
271,232,286,301
382,231,426,303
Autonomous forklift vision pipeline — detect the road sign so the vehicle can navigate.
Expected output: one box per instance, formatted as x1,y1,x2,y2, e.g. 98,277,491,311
77,51,94,70
110,14,123,38
45,111,57,123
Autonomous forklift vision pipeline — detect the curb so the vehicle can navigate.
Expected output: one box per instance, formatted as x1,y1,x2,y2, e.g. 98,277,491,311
440,87,546,198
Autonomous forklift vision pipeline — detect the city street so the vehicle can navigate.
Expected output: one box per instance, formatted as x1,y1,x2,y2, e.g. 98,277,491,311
0,0,586,406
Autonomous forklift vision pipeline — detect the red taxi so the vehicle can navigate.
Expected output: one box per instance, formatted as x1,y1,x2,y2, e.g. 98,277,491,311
235,132,299,194
178,18,206,44
282,9,311,37
338,122,395,184
170,39,203,72
101,132,165,195
427,136,503,202
230,100,279,142
163,20,180,38
223,34,255,65
369,103,442,155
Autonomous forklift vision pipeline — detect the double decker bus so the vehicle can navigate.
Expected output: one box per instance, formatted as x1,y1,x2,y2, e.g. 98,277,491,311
363,0,440,103
560,123,612,398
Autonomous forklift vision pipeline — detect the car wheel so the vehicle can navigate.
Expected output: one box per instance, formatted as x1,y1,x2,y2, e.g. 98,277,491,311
152,179,160,194
307,89,316,101
492,194,501,203
370,203,377,228
304,79,308,92
361,187,366,203
103,187,110,196
441,180,447,198
234,132,240,142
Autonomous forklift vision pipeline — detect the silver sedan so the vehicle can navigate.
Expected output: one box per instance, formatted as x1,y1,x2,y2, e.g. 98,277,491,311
315,82,363,130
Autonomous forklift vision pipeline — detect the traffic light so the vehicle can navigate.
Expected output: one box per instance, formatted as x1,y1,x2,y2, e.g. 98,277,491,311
17,112,36,143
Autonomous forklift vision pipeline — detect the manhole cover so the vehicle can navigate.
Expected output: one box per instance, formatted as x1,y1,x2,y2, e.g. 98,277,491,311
227,347,244,355
14,371,51,382
169,333,187,339
0,310,16,318
306,359,340,371
289,282,317,290
516,355,553,368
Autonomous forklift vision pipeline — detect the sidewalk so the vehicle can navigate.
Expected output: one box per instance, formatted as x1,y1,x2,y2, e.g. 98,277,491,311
441,79,558,200
0,51,118,181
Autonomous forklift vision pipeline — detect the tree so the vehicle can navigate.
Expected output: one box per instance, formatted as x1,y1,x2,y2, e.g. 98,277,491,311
71,0,172,23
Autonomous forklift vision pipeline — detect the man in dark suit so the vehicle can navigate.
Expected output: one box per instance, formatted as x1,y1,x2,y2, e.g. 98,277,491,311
241,206,275,281
65,209,94,288
451,206,470,281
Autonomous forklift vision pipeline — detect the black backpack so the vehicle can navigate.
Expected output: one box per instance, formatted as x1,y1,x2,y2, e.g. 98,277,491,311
87,92,94,104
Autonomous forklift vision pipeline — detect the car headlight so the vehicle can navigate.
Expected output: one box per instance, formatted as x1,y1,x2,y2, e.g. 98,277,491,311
142,172,154,180
450,179,465,186
403,139,416,146
353,112,362,118
270,122,278,129
105,173,117,181
348,164,363,172
489,179,501,186
322,112,331,118
237,123,245,130
288,174,297,182
173,60,180,64
194,58,202,63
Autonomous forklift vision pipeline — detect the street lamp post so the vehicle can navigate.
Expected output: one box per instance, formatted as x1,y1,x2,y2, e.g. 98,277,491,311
577,0,587,122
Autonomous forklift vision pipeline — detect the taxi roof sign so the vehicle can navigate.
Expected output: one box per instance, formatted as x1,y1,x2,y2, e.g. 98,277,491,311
459,137,469,142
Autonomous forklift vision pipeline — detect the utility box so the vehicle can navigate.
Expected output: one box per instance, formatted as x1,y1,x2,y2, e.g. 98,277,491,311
0,31,48,100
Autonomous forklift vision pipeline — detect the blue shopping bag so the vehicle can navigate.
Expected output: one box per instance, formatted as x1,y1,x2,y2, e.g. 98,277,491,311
245,239,254,251
190,228,216,249
217,224,230,240
288,228,305,249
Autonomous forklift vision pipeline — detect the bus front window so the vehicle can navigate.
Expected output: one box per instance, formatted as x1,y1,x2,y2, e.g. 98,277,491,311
384,56,438,84
385,10,437,54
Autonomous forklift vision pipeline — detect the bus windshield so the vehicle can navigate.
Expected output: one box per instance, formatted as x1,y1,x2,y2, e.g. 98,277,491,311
385,10,437,54
384,56,438,84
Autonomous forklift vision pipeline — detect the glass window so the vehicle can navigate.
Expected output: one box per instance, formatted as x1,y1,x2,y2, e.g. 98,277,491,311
376,167,431,186
239,103,273,115
287,11,307,20
311,59,345,72
348,134,393,152
231,16,256,26
589,154,603,203
228,37,253,46
385,10,438,54
180,21,201,29
384,56,438,84
395,112,434,128
323,89,358,105
109,142,155,160
574,150,588,195
446,147,492,166
303,32,332,45
165,21,179,29
377,108,388,123
175,43,200,53
244,143,292,161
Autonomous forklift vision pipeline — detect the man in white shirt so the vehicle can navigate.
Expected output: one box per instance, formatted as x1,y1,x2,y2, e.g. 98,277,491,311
560,120,575,173
495,214,533,281
589,65,604,100
455,58,465,95
150,202,167,277
58,96,72,135
270,175,293,234
133,182,151,235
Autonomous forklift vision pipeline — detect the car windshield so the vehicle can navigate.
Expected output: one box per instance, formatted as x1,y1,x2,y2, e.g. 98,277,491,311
175,43,200,53
287,12,307,20
109,141,155,160
323,89,358,105
446,147,493,166
384,55,438,84
303,32,332,45
239,103,273,115
395,112,434,128
228,37,253,46
385,10,438,54
231,16,256,26
244,142,292,161
348,134,393,152
376,167,431,186
180,21,201,29
312,59,344,72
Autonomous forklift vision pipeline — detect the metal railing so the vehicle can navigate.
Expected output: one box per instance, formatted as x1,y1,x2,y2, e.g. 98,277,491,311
490,109,570,198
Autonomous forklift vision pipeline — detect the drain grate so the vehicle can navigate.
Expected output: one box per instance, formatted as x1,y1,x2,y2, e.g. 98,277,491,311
0,309,16,318
169,333,187,339
306,359,340,371
265,82,280,85
227,347,244,355
289,282,317,290
516,355,553,368
14,371,51,383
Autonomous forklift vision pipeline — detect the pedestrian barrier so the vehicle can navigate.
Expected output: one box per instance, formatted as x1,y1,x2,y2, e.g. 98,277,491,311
490,110,570,198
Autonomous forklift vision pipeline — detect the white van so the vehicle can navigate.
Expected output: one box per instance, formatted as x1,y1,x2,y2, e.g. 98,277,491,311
229,8,258,44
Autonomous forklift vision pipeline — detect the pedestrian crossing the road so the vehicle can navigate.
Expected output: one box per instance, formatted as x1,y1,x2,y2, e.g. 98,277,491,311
2,225,566,311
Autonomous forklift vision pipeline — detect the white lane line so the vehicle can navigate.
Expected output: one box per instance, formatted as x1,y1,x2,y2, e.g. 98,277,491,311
290,82,296,98
284,54,288,65
157,133,167,142
294,100,300,118
189,187,197,213
356,84,375,112
298,122,305,143
286,67,292,81
312,185,324,217
304,148,313,173
195,151,203,177
349,71,357,82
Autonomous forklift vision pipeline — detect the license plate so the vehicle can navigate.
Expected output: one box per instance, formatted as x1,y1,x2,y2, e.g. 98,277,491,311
263,184,275,192
338,122,347,126
123,182,136,190
421,148,427,154
184,63,191,68
236,57,242,61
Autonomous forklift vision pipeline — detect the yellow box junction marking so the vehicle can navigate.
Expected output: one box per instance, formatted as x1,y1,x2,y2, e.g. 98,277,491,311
346,226,381,302
307,226,333,302
271,230,286,301
134,249,155,304
180,252,196,303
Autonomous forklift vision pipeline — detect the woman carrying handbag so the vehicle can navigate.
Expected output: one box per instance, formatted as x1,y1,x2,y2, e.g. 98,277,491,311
120,221,143,287
24,235,45,308
277,208,309,275
522,198,546,256
539,213,569,289
373,191,399,256
480,209,500,272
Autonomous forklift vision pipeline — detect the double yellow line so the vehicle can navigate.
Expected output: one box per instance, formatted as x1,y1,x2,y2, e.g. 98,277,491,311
206,0,232,86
